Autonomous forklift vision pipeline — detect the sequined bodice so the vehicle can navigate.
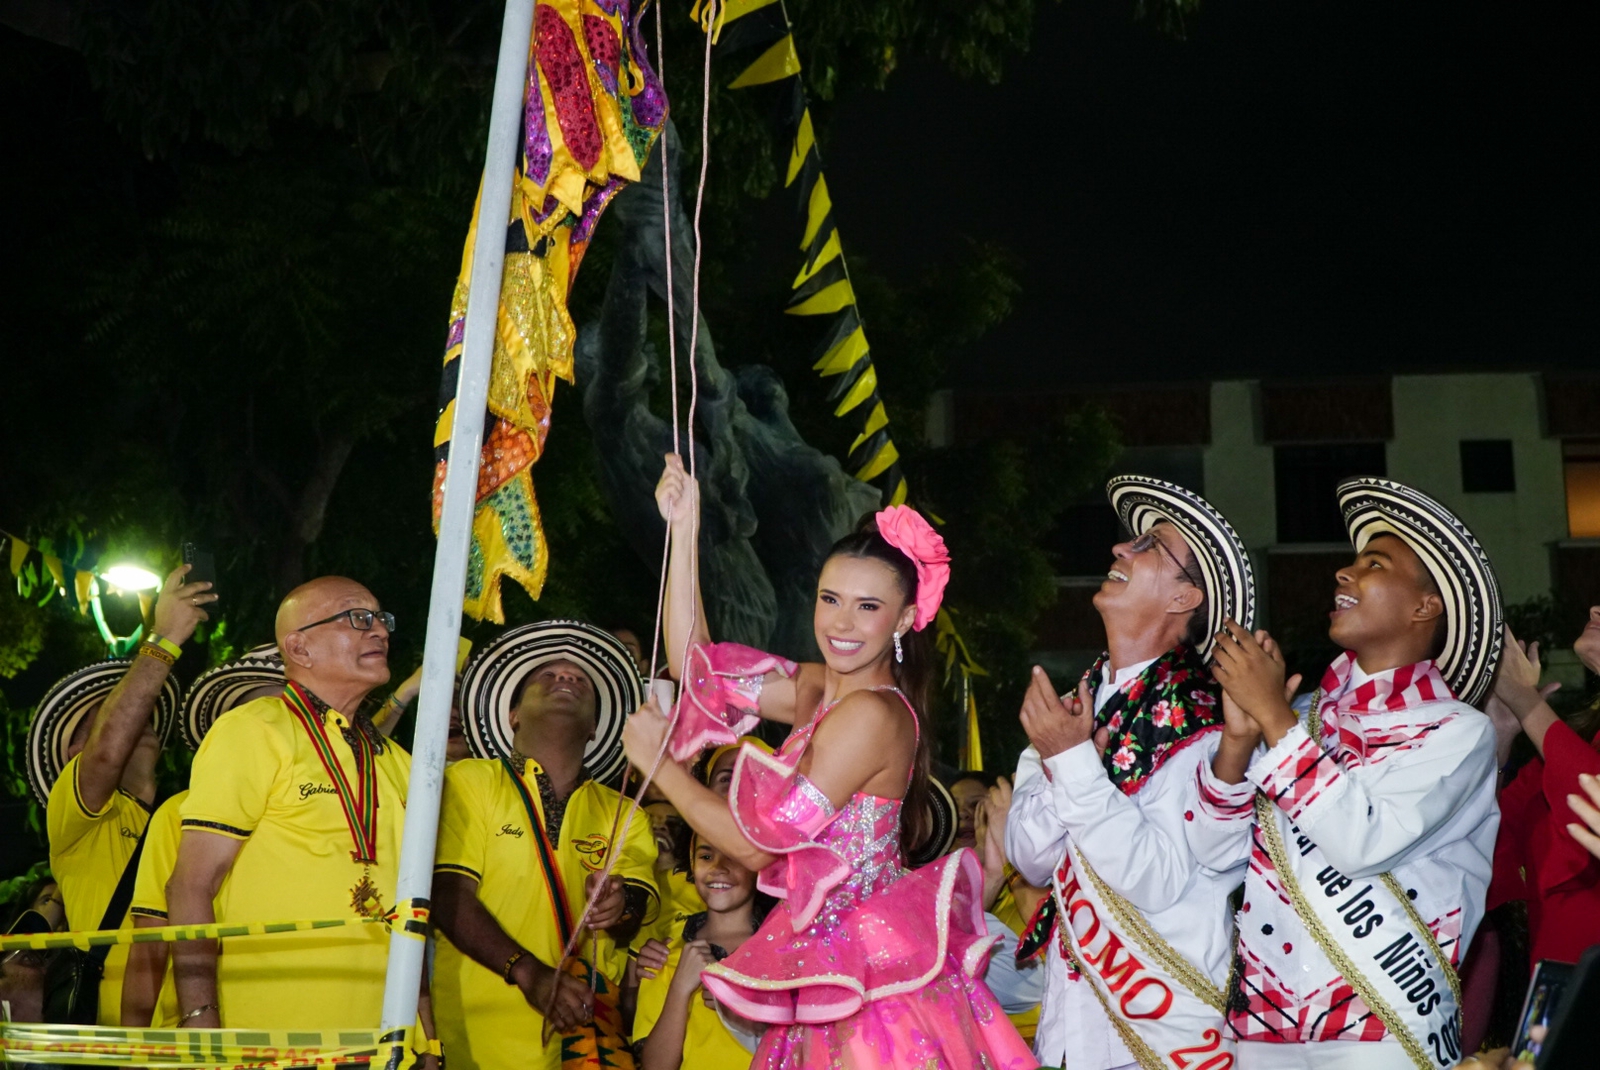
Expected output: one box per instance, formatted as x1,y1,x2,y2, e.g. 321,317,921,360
817,790,905,903
776,686,913,927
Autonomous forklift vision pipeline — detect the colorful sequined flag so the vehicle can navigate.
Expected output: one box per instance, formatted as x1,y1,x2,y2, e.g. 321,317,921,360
710,0,907,506
435,0,668,622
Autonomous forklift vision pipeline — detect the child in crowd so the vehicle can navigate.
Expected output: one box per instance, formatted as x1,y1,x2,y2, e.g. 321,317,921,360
634,833,772,1069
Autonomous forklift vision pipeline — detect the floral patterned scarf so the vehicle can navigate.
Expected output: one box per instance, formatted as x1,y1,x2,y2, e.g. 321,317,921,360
1015,644,1224,966
1084,643,1224,795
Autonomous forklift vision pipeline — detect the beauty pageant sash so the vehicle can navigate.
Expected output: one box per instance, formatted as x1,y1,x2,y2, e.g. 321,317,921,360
1254,791,1463,1070
1055,843,1234,1070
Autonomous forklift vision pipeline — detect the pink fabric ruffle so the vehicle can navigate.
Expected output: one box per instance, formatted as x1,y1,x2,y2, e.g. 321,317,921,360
667,642,797,762
701,848,999,1026
727,742,851,931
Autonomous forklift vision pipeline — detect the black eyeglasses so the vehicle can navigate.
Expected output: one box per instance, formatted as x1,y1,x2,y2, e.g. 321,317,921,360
1129,531,1204,589
296,608,396,634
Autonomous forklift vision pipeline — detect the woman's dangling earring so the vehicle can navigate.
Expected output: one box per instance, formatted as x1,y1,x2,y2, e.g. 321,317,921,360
893,631,904,664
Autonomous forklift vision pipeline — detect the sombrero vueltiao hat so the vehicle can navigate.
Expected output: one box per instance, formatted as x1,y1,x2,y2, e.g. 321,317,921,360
905,777,958,869
1336,477,1504,707
26,660,180,805
459,621,644,788
1107,475,1257,657
182,644,286,750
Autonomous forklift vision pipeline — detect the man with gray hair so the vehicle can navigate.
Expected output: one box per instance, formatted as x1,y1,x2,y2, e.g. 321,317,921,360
1005,476,1258,1070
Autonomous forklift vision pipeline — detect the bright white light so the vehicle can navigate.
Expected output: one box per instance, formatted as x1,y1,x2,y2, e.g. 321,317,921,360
102,565,162,592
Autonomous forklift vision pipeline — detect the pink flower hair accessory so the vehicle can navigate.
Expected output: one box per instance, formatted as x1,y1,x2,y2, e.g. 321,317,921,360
874,505,950,631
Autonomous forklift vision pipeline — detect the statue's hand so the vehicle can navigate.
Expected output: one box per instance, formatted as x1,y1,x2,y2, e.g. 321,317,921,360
656,453,699,528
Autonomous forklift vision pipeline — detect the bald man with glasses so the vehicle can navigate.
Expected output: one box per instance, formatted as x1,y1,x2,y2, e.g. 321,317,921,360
167,577,421,1034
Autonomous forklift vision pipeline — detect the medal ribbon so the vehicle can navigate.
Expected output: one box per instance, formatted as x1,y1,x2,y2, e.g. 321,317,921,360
502,758,576,949
284,682,378,864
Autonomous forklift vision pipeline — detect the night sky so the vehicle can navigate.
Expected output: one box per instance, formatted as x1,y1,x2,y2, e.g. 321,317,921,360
819,0,1599,388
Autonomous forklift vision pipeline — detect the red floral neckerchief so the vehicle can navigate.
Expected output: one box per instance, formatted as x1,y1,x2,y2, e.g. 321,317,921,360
1014,644,1225,968
1085,643,1224,795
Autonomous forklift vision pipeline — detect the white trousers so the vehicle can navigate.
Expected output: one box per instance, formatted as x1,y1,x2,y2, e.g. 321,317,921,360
1236,1040,1414,1070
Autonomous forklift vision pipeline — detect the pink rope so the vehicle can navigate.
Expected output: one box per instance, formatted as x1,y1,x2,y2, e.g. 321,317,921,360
543,1,718,1038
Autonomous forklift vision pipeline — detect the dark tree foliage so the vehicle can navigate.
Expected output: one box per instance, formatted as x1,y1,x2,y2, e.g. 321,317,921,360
0,0,1141,869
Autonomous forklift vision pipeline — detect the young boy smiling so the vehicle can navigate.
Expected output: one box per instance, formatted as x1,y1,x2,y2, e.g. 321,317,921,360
1190,478,1503,1070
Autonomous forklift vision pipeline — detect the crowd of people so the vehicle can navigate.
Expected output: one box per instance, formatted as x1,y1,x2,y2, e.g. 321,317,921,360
3,453,1599,1070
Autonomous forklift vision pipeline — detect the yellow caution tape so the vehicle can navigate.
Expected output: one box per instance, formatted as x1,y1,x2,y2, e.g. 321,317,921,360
0,898,433,953
0,917,381,953
0,1024,417,1070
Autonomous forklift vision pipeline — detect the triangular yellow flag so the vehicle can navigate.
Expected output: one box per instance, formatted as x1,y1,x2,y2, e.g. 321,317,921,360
793,229,841,288
812,324,869,375
800,175,832,250
729,35,802,88
964,688,984,771
833,365,878,416
786,110,816,187
786,278,855,316
855,438,899,481
848,402,890,451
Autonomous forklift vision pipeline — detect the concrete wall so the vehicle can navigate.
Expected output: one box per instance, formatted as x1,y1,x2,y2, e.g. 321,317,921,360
1203,380,1277,550
1388,373,1567,603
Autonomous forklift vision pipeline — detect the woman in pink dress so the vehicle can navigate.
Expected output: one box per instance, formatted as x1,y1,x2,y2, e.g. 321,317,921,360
622,454,1038,1070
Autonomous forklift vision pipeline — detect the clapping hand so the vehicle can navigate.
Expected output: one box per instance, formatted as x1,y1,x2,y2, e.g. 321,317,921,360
1019,668,1094,760
1210,621,1300,746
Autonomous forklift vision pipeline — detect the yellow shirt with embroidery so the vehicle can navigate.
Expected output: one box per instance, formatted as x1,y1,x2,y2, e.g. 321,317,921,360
431,757,658,1070
634,935,753,1069
47,755,152,1026
642,868,705,944
128,790,186,1027
180,694,410,1029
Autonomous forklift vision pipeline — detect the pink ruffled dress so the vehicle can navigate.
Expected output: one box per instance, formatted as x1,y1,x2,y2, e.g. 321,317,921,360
669,643,1039,1070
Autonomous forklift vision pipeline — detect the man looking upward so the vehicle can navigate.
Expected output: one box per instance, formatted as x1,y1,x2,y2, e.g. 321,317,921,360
1194,478,1502,1070
168,577,410,1030
1006,476,1256,1070
431,621,656,1070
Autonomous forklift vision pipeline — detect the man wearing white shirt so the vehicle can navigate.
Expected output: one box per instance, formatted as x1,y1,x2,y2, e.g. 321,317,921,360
1006,476,1258,1070
1195,478,1502,1070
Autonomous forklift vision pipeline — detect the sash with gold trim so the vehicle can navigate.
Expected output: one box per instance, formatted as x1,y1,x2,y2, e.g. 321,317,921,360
1054,842,1234,1070
1248,701,1464,1070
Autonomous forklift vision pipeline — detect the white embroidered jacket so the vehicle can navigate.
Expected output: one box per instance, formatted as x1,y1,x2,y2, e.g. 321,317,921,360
1185,666,1499,1046
1006,666,1245,1069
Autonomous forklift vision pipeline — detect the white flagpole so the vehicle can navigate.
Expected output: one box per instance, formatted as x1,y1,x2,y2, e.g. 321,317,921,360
377,0,535,1052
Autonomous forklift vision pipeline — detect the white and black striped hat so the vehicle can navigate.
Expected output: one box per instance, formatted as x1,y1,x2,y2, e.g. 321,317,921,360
1107,475,1258,657
1337,477,1504,707
182,644,286,750
458,621,643,787
25,660,180,805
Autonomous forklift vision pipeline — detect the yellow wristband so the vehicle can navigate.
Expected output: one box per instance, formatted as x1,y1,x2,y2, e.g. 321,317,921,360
137,643,176,667
146,634,183,659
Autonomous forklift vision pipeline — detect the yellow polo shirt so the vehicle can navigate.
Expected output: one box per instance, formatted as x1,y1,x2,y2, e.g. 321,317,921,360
643,868,705,945
634,936,752,1068
181,693,410,1029
431,757,657,1070
128,790,186,1026
46,754,152,1026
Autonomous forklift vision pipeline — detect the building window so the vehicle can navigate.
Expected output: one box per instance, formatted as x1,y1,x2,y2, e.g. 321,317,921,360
1047,446,1205,576
1461,440,1515,493
1274,443,1387,543
1566,439,1600,538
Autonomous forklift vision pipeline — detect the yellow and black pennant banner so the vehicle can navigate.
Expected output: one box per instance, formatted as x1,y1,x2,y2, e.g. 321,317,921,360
707,2,992,761
708,0,907,506
0,1024,415,1069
